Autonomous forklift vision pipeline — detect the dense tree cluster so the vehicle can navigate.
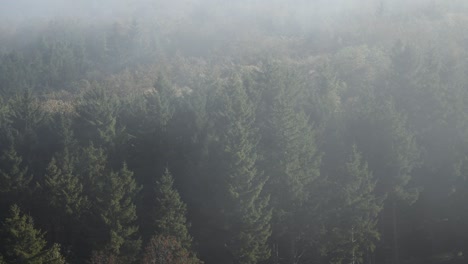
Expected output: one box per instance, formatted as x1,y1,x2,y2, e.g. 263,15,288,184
1,0,468,263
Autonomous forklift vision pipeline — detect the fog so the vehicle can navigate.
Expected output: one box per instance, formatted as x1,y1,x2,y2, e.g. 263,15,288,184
1,1,468,264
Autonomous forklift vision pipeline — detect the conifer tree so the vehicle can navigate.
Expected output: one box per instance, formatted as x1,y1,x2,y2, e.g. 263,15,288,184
261,80,322,263
152,168,193,249
0,204,65,264
7,89,47,168
324,146,383,264
42,156,85,216
208,76,271,264
0,145,32,206
98,163,142,261
38,155,86,247
76,143,107,197
74,86,127,165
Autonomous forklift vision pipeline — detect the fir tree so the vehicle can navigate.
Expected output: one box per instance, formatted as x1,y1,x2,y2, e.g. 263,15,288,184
99,163,142,261
260,78,322,263
7,89,47,168
208,76,271,264
0,145,32,205
74,86,127,164
152,168,193,249
0,204,65,264
324,145,383,264
42,156,85,216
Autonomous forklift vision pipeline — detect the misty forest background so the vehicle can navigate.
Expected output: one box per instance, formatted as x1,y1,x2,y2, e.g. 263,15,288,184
1,0,468,264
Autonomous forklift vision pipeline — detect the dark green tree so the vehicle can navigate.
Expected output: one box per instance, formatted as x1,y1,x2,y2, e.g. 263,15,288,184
206,76,271,264
323,145,383,264
74,86,128,166
7,89,48,175
152,168,193,249
98,163,142,261
0,204,65,264
42,156,85,216
0,145,32,207
258,71,322,264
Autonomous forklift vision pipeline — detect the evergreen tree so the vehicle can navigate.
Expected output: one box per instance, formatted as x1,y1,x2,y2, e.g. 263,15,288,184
7,89,47,162
263,82,322,264
0,204,65,264
152,168,193,249
98,163,142,261
36,153,87,251
76,143,107,197
42,156,85,216
207,76,271,264
343,99,420,264
74,85,127,165
324,145,383,264
0,145,32,206
74,144,109,260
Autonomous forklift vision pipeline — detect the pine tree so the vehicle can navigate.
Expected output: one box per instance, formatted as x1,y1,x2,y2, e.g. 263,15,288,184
324,145,383,264
74,144,109,259
0,204,65,264
76,143,107,197
74,85,127,163
152,168,193,249
42,156,85,216
38,155,86,247
0,145,32,206
7,89,47,168
98,163,142,261
260,79,322,263
207,76,271,264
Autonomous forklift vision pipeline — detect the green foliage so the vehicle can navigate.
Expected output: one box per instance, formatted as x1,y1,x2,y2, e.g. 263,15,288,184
324,146,383,264
153,169,193,249
207,76,271,264
74,86,127,152
0,205,65,264
98,163,142,260
0,145,32,199
41,156,85,216
256,65,323,263
1,4,468,263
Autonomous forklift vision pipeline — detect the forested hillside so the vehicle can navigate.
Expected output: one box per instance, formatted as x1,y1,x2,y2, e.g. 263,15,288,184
1,0,468,263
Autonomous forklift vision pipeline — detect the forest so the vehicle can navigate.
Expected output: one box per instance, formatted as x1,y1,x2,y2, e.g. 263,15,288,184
1,0,468,263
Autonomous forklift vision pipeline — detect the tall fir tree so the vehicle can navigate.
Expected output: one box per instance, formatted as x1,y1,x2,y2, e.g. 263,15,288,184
74,85,128,167
98,163,142,261
323,145,383,264
7,89,48,173
38,154,87,249
260,78,322,264
152,168,193,249
206,76,271,264
42,156,85,216
0,145,32,209
0,204,65,264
